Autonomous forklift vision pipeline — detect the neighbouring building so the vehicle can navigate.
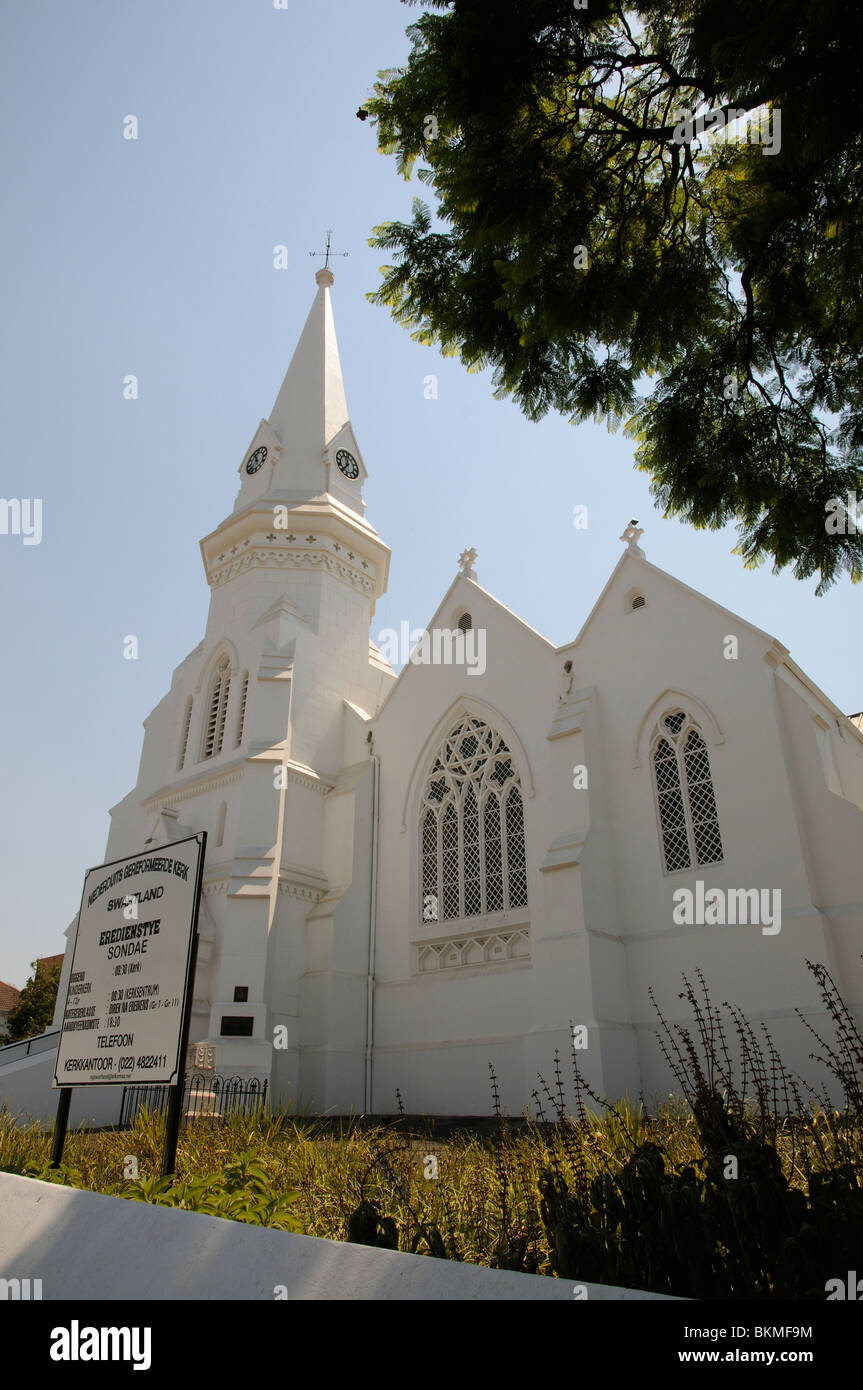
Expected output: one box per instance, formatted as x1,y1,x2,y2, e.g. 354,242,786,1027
0,982,21,1041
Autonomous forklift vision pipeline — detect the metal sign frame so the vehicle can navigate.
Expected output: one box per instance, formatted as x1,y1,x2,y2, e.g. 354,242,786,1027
50,832,207,1176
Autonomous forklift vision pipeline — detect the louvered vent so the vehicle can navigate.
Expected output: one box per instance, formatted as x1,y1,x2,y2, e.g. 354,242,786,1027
236,672,249,747
202,656,230,760
177,696,193,771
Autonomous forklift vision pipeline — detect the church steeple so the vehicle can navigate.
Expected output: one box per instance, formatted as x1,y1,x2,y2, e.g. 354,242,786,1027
201,268,389,617
233,267,368,518
267,268,349,480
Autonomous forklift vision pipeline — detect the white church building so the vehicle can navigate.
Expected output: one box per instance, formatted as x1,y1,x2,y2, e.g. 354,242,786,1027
38,269,863,1117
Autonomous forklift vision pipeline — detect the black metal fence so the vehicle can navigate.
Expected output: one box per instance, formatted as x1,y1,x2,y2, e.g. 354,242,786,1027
119,1073,268,1129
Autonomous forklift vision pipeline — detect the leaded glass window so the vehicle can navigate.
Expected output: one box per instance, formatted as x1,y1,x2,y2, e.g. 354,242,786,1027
419,715,528,923
651,709,723,873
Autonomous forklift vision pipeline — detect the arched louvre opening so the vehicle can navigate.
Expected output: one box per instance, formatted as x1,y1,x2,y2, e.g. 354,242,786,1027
651,709,723,873
235,671,249,747
418,714,528,923
202,655,231,760
177,696,193,771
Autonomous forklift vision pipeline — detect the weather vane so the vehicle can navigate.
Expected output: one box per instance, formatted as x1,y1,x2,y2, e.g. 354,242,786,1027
309,230,349,270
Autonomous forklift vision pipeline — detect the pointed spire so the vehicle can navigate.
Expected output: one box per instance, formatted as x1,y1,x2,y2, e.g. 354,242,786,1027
267,269,350,481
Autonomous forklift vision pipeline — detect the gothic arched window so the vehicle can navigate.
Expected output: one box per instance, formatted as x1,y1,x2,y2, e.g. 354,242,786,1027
651,709,723,873
419,715,528,923
201,655,231,761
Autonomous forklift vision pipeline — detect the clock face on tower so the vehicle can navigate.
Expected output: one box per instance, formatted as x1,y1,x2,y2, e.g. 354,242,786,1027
335,449,359,480
246,446,267,475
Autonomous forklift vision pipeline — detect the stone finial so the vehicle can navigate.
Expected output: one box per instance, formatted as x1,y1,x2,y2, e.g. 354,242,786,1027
458,547,478,579
315,267,335,288
620,519,645,558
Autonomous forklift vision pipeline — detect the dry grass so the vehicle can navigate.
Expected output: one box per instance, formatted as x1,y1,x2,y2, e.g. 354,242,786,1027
1,1094,855,1277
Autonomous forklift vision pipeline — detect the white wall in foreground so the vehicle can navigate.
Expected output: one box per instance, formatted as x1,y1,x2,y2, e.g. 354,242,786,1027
0,1173,676,1301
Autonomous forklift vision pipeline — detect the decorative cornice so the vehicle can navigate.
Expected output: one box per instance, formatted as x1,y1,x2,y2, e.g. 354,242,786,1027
142,767,243,811
208,544,375,595
277,880,324,903
202,880,230,897
417,926,530,973
270,763,334,796
202,873,325,904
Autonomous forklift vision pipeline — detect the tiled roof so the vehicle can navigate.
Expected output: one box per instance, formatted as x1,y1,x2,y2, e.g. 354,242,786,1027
36,954,64,977
0,981,21,1012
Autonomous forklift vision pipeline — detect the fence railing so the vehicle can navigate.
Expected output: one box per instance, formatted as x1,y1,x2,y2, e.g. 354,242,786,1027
119,1073,268,1129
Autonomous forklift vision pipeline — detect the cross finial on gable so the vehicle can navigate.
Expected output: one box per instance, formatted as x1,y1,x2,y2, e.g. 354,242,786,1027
458,547,478,579
619,519,645,558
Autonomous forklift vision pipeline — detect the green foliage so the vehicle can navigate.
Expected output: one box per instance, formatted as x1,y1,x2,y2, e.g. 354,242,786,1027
363,0,863,591
0,1106,51,1175
21,1158,84,1187
122,1151,302,1230
535,1098,863,1298
534,962,863,1297
345,1138,450,1258
6,959,61,1041
346,1199,400,1250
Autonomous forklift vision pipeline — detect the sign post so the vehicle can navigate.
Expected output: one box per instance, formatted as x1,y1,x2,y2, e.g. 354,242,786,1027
159,848,205,1177
48,1087,71,1168
51,832,207,1173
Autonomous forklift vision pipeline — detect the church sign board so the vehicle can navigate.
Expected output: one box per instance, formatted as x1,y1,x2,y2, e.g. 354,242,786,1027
53,834,205,1089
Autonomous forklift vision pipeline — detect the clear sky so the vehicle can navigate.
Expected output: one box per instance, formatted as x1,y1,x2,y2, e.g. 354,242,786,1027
1,0,860,990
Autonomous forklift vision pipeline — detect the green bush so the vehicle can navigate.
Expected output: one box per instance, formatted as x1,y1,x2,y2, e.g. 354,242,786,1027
122,1150,302,1230
21,1147,301,1230
529,962,863,1298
